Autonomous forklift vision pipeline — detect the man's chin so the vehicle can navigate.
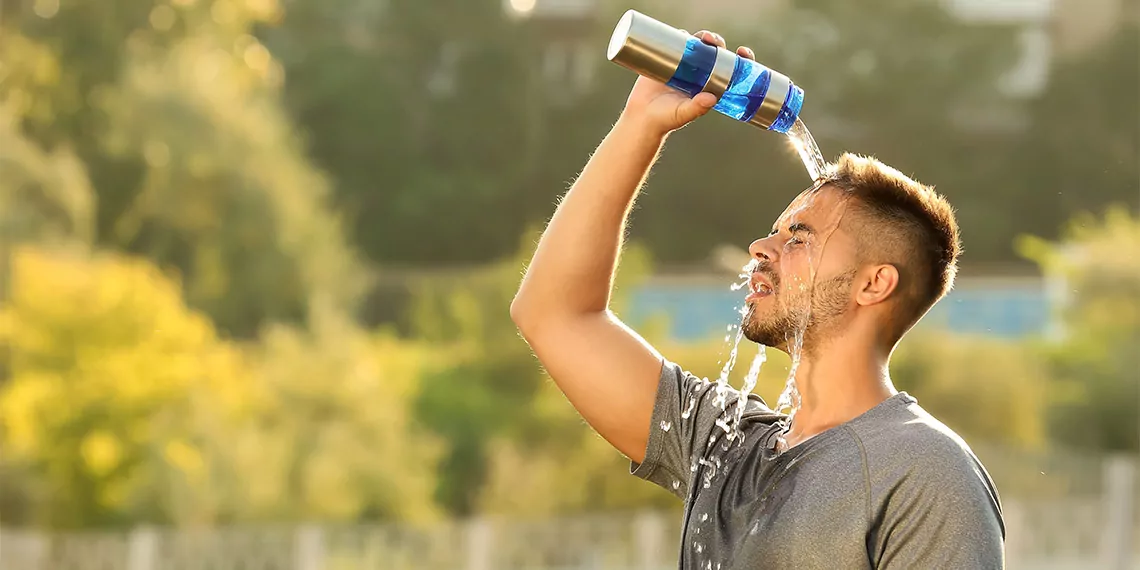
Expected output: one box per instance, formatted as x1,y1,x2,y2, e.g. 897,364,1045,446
741,324,788,352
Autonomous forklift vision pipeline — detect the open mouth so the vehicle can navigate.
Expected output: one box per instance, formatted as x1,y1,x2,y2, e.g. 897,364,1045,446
748,272,774,298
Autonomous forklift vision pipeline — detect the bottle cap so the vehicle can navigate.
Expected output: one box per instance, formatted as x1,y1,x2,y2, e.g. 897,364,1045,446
607,10,691,86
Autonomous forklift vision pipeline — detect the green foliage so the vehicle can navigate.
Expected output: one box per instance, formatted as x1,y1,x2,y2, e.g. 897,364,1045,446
0,34,95,244
97,31,367,335
0,245,259,528
243,311,442,523
408,237,662,516
264,0,534,265
0,246,439,529
1009,24,1140,247
889,333,1048,449
1019,206,1140,452
3,0,366,337
0,104,94,244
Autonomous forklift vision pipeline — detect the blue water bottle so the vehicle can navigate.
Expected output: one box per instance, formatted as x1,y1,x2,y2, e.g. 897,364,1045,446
606,9,803,134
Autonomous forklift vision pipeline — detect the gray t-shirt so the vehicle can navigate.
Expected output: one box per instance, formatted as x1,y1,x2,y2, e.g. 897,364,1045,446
632,360,1006,569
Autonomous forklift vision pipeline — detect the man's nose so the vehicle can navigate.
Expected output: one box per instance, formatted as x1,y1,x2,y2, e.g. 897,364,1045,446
748,236,779,263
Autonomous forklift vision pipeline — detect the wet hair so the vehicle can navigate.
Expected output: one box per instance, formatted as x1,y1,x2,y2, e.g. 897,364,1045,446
819,153,961,337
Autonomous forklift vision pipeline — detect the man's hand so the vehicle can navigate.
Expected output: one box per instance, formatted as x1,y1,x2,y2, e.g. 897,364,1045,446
619,30,757,136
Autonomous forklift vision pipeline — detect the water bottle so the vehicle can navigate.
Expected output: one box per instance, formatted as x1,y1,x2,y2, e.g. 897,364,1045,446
606,10,804,134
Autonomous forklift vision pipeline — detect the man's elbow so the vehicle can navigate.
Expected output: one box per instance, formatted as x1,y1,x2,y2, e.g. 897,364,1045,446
510,293,586,337
509,293,542,334
509,295,528,326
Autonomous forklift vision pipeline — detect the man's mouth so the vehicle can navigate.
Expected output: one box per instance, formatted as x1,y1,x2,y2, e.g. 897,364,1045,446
746,271,774,301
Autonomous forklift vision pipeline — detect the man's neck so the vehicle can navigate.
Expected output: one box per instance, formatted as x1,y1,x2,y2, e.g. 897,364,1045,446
780,339,897,448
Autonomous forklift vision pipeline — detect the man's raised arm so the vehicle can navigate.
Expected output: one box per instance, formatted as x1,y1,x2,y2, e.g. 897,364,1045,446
510,31,737,463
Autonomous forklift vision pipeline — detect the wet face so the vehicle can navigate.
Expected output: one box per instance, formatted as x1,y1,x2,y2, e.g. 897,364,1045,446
741,185,858,352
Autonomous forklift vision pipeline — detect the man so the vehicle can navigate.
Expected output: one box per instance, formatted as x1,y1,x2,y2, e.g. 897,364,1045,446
510,30,1005,570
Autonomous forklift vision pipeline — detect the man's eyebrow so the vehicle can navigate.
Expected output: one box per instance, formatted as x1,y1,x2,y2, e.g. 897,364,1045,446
769,221,814,236
789,221,814,234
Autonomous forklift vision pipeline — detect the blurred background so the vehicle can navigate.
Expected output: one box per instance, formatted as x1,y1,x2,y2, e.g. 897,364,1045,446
0,0,1137,568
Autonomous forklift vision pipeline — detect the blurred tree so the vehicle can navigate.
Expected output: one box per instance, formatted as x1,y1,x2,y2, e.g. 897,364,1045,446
1010,23,1140,246
245,309,442,523
0,246,440,529
0,245,259,528
264,0,534,266
1020,206,1140,453
262,0,1029,272
408,245,546,515
407,236,654,515
0,35,94,247
888,333,1049,449
3,0,366,337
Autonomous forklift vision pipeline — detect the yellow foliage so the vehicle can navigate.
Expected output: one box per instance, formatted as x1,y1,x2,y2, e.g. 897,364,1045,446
240,310,443,523
0,245,258,528
80,432,124,477
0,246,441,528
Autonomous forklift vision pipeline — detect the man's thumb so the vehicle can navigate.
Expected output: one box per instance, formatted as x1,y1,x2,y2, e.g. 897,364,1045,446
677,92,717,125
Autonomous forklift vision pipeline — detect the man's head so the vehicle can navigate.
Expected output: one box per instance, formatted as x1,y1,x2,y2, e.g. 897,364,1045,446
741,153,961,354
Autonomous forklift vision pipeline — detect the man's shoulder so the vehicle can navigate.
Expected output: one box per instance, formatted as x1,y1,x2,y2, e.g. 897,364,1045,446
850,394,989,476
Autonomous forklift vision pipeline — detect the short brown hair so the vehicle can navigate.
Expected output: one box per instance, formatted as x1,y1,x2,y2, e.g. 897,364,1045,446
820,153,961,337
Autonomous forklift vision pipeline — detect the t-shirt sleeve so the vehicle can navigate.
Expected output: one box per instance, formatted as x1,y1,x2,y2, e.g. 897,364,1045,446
871,452,1006,569
630,359,739,500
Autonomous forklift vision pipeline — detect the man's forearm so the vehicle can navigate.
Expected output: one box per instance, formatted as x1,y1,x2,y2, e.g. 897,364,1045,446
511,117,667,322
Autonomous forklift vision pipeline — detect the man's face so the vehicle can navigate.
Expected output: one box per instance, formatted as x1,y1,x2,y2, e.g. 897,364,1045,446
740,185,858,351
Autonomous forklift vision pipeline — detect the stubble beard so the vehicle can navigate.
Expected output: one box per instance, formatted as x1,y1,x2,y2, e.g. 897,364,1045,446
741,270,856,352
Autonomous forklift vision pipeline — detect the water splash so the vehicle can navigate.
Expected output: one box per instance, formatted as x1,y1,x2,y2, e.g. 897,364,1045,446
712,309,747,410
786,117,827,182
731,345,767,443
681,397,696,419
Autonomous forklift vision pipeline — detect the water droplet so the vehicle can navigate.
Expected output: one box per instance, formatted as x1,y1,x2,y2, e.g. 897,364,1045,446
695,542,703,554
682,397,696,419
701,513,708,522
672,479,680,490
660,420,672,432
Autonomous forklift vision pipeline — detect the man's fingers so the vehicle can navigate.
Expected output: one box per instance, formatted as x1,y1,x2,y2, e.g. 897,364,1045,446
695,30,727,49
737,46,756,60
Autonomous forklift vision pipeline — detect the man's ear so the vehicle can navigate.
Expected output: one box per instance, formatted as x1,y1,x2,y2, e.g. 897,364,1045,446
855,264,899,307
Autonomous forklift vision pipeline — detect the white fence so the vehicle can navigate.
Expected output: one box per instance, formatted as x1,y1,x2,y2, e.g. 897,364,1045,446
2,455,1136,570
